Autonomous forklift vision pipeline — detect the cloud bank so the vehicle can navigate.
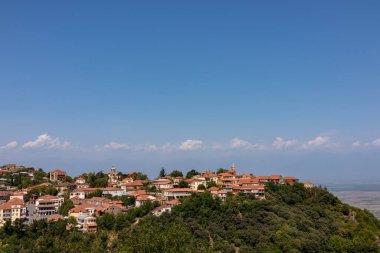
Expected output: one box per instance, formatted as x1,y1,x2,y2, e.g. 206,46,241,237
22,134,70,149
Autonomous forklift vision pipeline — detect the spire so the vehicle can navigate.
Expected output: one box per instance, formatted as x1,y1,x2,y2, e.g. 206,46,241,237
231,163,236,174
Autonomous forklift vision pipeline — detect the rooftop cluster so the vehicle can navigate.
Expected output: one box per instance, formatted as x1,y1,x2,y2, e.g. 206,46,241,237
0,163,311,233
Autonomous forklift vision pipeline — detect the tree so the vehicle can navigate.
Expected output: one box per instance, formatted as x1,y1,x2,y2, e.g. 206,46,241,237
178,180,189,188
93,178,108,187
197,184,206,190
159,168,166,178
88,189,103,198
115,196,136,206
186,169,199,179
129,172,148,180
169,170,183,178
96,213,115,230
34,169,47,181
207,181,218,188
59,199,74,216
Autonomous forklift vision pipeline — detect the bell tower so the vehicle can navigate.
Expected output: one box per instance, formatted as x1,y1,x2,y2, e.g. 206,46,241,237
231,163,236,174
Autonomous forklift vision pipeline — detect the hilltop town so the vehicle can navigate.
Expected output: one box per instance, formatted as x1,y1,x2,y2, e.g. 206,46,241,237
0,163,312,233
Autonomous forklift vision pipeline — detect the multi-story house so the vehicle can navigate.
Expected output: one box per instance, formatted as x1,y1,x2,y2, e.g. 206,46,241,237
35,195,64,216
70,188,98,199
104,166,120,185
284,176,299,185
163,188,193,200
101,187,126,197
49,169,67,182
82,216,97,233
0,198,27,226
152,180,174,191
185,178,207,190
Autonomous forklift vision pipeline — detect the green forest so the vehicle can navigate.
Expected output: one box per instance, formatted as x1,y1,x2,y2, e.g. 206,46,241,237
1,184,379,253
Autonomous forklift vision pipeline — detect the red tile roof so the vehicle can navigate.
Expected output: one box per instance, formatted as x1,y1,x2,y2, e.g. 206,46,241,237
165,188,193,192
73,188,98,192
284,176,299,180
37,195,62,201
166,199,180,205
51,169,66,175
0,198,25,210
122,180,144,187
208,187,219,191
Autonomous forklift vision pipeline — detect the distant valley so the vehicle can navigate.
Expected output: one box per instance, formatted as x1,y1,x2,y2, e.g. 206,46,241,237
328,184,380,219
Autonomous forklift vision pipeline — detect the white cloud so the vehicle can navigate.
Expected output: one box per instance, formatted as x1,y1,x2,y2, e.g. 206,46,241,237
231,137,258,149
303,136,330,149
179,139,203,150
351,139,380,148
0,141,18,150
23,134,71,149
272,137,297,149
104,142,129,150
145,144,158,151
372,138,380,147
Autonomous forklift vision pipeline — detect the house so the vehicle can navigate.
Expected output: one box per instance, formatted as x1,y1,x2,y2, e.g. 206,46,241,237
152,181,173,190
218,173,238,186
217,190,228,201
185,178,207,190
128,190,147,197
152,205,172,216
303,181,314,188
85,197,109,206
82,216,97,233
77,214,97,233
166,199,180,207
0,178,8,189
284,176,299,185
135,194,156,207
236,178,259,187
201,172,219,183
172,177,183,185
10,190,28,202
75,177,90,189
70,188,98,199
75,177,86,184
121,180,144,191
121,177,134,184
35,195,64,216
0,198,27,226
69,204,108,218
101,187,126,197
207,187,220,195
239,185,266,199
163,188,193,200
0,191,12,204
269,175,284,184
76,183,90,189
49,169,67,182
104,166,120,185
257,176,271,184
70,196,83,206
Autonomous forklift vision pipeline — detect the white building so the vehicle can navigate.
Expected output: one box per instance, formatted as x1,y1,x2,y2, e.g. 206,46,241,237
35,195,64,216
163,188,193,200
0,198,27,226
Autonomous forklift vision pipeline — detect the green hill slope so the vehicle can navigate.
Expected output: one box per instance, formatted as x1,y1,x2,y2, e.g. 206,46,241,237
1,184,379,253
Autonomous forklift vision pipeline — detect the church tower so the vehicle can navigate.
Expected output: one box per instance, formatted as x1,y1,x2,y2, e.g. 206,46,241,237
231,163,236,174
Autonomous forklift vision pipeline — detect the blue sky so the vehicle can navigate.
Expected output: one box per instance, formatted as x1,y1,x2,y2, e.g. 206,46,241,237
1,1,380,183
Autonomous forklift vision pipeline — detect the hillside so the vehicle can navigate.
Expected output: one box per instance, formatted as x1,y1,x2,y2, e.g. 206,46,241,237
1,183,379,253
